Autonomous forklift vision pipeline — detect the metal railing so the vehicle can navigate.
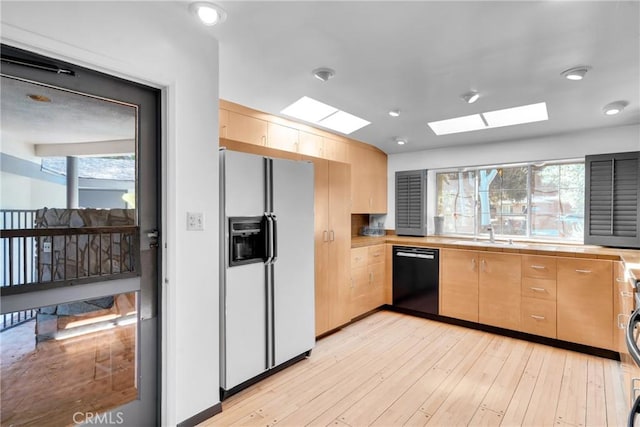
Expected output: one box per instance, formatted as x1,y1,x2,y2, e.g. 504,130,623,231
1,226,139,296
1,210,37,329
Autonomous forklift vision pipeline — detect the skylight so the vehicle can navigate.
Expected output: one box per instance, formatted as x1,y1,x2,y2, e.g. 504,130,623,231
427,114,487,136
280,96,370,135
428,102,549,136
483,102,548,128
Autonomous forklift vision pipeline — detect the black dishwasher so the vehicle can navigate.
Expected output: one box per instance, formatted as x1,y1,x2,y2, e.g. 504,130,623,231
392,246,439,315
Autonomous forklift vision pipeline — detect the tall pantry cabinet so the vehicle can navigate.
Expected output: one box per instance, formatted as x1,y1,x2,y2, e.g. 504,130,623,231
306,157,352,336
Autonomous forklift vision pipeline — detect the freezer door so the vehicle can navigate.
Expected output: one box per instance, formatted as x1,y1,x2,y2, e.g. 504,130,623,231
222,150,265,216
222,262,268,389
271,158,315,366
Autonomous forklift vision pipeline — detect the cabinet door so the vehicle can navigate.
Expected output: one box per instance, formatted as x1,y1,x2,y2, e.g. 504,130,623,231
267,122,299,152
370,149,387,213
328,161,352,328
226,111,268,146
298,131,324,158
440,249,479,322
348,144,371,213
557,258,613,349
311,158,331,336
350,247,369,318
323,137,348,163
479,252,521,331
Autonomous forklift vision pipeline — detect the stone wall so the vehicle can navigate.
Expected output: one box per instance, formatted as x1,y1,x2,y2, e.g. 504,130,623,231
36,208,136,281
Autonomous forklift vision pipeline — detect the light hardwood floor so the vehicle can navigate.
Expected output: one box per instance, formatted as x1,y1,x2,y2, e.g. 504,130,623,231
203,311,628,427
1,319,136,427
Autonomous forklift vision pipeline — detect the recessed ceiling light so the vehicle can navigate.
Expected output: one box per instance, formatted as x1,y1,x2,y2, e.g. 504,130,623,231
312,67,335,82
395,138,407,145
190,2,226,26
389,109,400,117
461,91,480,104
603,100,628,115
428,114,486,136
280,96,370,134
561,66,591,81
482,102,548,128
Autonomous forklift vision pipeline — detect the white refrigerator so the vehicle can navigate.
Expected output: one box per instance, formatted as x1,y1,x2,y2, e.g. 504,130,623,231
219,149,315,398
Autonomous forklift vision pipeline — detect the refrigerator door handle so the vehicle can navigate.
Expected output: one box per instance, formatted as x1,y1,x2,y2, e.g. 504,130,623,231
271,213,278,263
264,213,274,264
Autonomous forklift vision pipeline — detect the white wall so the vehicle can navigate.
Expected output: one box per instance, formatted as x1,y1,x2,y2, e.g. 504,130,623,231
1,172,65,210
1,2,220,425
386,124,640,229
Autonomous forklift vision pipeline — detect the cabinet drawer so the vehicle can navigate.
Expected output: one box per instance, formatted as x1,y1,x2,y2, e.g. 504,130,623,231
351,247,368,269
522,255,557,279
368,245,385,264
521,277,556,301
557,258,612,284
521,297,556,339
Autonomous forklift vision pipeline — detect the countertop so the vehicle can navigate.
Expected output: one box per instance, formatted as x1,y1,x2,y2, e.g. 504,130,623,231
351,235,640,281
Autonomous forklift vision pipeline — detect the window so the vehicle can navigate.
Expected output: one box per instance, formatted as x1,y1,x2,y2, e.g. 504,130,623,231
435,160,585,242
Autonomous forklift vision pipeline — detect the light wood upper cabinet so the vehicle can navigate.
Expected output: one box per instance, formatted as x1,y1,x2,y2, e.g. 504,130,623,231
348,144,387,214
557,257,613,350
323,137,348,163
225,111,268,146
440,249,479,322
298,131,324,158
220,100,387,215
267,122,299,152
478,252,521,331
219,108,229,138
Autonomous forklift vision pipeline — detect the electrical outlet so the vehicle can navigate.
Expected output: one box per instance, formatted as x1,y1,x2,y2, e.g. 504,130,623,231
187,212,204,231
43,241,52,253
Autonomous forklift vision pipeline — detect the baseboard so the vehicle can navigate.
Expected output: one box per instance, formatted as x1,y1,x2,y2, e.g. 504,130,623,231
177,402,222,427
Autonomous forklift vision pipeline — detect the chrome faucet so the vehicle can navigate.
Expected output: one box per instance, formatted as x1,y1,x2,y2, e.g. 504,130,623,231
487,226,495,243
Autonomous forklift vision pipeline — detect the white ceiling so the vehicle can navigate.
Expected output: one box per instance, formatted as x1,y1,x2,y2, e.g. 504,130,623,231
2,1,637,157
0,75,135,147
209,1,640,154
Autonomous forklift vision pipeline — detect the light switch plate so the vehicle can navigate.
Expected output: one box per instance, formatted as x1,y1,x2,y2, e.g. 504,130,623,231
187,212,204,231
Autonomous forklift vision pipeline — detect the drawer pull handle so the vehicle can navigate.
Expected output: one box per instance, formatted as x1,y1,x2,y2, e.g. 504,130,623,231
530,315,545,320
575,269,592,274
530,287,546,292
617,277,627,283
530,265,546,270
621,291,633,298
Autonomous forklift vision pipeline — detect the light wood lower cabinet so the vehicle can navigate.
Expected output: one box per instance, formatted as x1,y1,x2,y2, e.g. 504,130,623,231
557,257,613,350
440,249,479,322
311,159,352,336
521,255,557,338
350,245,385,319
440,249,615,350
478,252,521,331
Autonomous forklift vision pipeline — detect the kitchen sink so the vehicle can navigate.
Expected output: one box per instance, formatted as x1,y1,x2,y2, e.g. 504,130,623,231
451,239,529,248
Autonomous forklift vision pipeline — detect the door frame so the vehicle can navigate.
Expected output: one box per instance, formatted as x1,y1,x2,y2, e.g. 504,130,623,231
0,43,162,425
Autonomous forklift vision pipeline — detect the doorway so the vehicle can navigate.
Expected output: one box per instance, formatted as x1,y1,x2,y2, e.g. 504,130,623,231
0,45,161,425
